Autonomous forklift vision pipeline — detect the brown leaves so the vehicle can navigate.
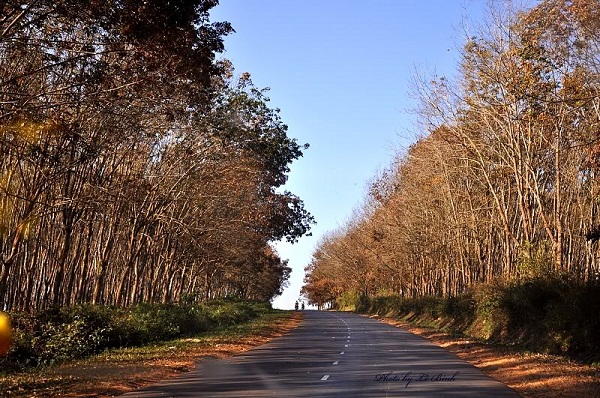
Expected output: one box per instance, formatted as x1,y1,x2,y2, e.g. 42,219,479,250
304,0,600,308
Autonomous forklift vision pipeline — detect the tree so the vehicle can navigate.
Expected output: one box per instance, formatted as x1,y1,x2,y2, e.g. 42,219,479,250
0,0,312,310
303,0,600,306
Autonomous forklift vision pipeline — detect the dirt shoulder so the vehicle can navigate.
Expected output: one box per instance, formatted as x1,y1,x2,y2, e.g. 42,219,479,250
0,311,303,397
378,316,600,398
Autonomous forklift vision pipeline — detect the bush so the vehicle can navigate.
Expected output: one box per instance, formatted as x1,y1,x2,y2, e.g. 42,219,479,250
0,299,268,373
355,277,600,362
471,276,600,358
471,281,509,340
335,291,362,311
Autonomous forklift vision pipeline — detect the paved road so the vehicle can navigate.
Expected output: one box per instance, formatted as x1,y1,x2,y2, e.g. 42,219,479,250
121,311,521,397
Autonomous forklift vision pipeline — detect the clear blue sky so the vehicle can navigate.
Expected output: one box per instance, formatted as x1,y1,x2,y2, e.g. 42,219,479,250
210,0,487,309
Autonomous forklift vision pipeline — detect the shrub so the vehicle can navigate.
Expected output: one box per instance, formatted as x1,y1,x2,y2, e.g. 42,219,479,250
0,299,267,373
335,290,362,311
354,277,600,362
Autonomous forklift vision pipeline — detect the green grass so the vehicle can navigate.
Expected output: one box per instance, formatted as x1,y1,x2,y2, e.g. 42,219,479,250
92,309,293,363
0,309,297,397
0,299,277,374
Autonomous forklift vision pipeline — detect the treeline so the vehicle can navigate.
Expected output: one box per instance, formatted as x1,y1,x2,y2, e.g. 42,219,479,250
0,0,313,311
303,0,600,307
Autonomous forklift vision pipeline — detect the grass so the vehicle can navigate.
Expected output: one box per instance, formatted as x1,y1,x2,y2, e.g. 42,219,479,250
2,299,273,373
0,309,301,397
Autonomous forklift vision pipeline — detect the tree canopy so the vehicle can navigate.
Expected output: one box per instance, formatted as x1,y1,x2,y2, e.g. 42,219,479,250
0,0,313,310
303,0,600,307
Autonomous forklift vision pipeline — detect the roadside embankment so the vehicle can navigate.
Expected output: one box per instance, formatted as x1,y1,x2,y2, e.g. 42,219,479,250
352,277,600,397
0,303,302,397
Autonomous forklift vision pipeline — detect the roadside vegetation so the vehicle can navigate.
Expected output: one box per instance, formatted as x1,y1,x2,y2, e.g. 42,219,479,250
0,299,273,374
353,277,600,363
0,304,299,397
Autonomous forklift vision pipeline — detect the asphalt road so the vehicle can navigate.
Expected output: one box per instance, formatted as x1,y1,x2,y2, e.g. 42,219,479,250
121,311,521,397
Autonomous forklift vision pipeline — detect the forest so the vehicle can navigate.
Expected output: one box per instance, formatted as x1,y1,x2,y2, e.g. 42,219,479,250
302,0,600,356
0,0,314,312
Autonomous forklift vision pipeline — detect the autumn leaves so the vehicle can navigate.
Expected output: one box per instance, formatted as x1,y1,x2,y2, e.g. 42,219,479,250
0,1,312,311
303,0,600,307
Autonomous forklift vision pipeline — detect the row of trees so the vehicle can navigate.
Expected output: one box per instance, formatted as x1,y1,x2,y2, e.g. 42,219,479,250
303,0,600,308
0,0,313,311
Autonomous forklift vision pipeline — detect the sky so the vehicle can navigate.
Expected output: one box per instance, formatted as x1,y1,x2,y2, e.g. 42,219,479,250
210,0,488,309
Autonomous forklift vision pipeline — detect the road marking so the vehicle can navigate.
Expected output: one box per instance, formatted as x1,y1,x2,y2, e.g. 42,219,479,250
321,375,330,381
333,361,339,365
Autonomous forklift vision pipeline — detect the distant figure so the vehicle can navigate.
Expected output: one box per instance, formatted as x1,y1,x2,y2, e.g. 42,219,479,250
294,301,299,311
301,302,305,311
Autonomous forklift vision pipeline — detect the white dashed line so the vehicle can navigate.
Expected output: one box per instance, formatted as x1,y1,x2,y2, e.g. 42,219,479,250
321,375,330,381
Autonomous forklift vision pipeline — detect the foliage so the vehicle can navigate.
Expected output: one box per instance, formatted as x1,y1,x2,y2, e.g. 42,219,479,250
303,1,600,349
0,0,313,311
357,277,600,361
0,309,295,397
0,299,269,372
334,290,364,311
516,241,553,279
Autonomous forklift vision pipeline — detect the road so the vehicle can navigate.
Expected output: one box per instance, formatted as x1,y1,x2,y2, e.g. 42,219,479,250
121,311,521,397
